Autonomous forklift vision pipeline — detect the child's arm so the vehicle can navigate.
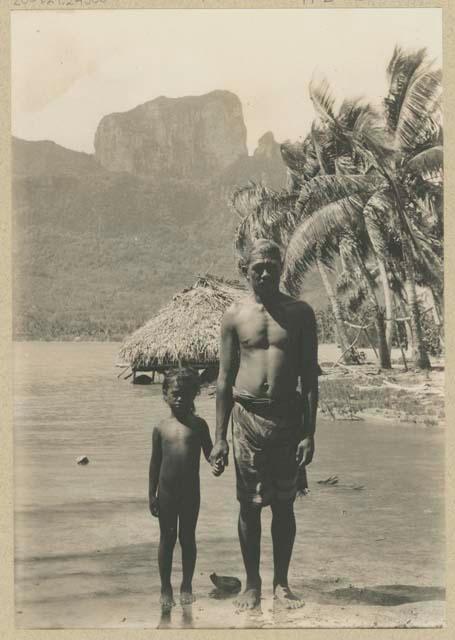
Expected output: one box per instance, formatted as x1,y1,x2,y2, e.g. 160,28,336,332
200,419,223,476
200,419,213,462
148,426,162,517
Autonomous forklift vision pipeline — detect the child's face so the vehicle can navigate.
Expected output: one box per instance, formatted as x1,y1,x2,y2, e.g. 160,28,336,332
165,381,195,416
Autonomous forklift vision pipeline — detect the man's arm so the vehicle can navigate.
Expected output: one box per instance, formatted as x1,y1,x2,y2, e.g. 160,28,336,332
209,307,239,470
297,304,318,466
200,419,213,462
148,427,162,516
200,419,223,476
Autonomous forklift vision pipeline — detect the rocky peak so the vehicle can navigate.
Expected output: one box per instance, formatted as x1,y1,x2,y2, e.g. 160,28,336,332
94,90,248,179
253,131,282,162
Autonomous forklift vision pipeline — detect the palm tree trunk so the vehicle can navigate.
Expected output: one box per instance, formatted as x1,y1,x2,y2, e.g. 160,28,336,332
401,239,431,369
316,255,354,363
427,286,444,347
398,298,413,353
353,252,391,369
377,259,395,352
374,307,392,369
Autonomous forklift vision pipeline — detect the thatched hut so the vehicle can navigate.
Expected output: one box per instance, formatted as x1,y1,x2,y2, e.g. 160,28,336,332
118,275,246,379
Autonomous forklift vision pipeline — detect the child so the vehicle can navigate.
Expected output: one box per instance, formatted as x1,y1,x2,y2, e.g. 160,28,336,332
148,367,221,609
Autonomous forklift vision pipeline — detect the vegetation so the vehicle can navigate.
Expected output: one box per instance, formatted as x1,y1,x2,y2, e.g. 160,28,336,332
12,131,294,341
319,371,444,426
232,47,443,370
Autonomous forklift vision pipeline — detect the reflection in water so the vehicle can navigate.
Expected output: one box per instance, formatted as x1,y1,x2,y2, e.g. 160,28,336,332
157,604,194,629
242,603,267,629
157,607,172,629
181,604,194,627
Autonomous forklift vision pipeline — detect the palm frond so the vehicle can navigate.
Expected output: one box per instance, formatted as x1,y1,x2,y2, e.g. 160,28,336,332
230,182,265,218
336,270,356,295
350,109,395,173
309,76,339,128
336,271,367,311
405,145,443,181
335,154,358,175
283,196,364,294
395,66,442,153
412,237,444,288
310,121,339,174
280,134,320,181
338,98,374,130
363,189,395,257
296,174,381,216
233,184,298,257
385,46,428,131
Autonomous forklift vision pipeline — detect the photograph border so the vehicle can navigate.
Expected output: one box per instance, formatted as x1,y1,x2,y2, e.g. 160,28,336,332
1,1,453,638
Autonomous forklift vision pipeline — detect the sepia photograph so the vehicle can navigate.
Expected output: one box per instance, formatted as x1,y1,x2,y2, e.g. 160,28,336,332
10,5,445,630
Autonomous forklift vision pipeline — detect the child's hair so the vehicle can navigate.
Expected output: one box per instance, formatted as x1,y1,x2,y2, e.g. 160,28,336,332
162,367,201,403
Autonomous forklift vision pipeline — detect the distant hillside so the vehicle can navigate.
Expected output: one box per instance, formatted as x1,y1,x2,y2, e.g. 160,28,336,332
13,137,102,177
12,91,326,341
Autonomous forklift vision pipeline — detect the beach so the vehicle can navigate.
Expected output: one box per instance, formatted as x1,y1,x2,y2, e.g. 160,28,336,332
14,342,445,629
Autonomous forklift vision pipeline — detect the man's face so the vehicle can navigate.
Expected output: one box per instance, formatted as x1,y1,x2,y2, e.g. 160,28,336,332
246,252,282,296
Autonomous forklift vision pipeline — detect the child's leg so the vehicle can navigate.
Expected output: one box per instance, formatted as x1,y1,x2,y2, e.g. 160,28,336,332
158,488,178,608
178,493,200,603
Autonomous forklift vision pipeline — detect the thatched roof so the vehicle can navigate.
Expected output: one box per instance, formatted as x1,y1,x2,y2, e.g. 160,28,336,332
119,275,246,370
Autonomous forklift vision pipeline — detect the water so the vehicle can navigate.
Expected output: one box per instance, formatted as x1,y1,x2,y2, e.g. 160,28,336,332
14,342,445,628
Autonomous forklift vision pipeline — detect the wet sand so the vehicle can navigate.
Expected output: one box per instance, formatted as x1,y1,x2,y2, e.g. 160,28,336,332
14,342,445,628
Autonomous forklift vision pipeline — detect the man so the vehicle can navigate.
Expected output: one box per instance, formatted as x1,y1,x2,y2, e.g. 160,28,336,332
210,238,318,611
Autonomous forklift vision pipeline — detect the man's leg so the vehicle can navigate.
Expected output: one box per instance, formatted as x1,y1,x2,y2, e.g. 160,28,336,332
234,501,262,610
271,499,304,609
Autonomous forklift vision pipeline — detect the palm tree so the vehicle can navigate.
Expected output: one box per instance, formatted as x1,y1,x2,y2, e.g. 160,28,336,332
231,47,442,370
282,172,392,369
304,48,442,369
381,47,442,367
281,99,394,368
282,129,373,364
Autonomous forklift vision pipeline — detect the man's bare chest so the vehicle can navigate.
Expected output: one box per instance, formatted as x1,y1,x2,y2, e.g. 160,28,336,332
236,308,296,350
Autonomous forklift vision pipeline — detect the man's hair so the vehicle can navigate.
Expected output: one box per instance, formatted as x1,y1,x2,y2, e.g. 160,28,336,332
162,367,200,399
237,238,283,275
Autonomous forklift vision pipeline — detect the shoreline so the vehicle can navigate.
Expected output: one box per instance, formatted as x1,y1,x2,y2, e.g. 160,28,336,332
317,354,444,427
13,340,445,427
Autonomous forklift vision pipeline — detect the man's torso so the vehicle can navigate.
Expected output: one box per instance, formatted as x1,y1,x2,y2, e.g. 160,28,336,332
233,292,307,399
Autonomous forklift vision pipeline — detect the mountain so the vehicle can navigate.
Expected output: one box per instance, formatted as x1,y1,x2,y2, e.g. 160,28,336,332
12,137,101,177
94,91,248,179
12,91,325,341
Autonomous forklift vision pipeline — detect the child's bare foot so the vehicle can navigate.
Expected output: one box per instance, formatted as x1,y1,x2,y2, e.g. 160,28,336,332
273,585,305,610
180,585,196,605
160,587,175,610
234,588,261,610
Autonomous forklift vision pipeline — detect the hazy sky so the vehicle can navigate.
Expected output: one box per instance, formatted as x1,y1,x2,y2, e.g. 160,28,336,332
11,8,442,155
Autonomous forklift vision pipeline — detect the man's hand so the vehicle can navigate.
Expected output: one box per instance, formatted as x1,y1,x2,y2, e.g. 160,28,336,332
149,495,159,518
296,436,315,467
209,440,229,475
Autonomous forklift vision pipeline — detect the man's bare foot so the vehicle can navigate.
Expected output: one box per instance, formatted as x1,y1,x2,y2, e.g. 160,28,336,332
180,586,196,605
273,585,305,610
234,588,261,611
160,587,175,610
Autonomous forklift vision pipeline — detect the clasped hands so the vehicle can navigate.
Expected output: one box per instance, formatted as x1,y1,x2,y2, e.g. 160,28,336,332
209,439,229,476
